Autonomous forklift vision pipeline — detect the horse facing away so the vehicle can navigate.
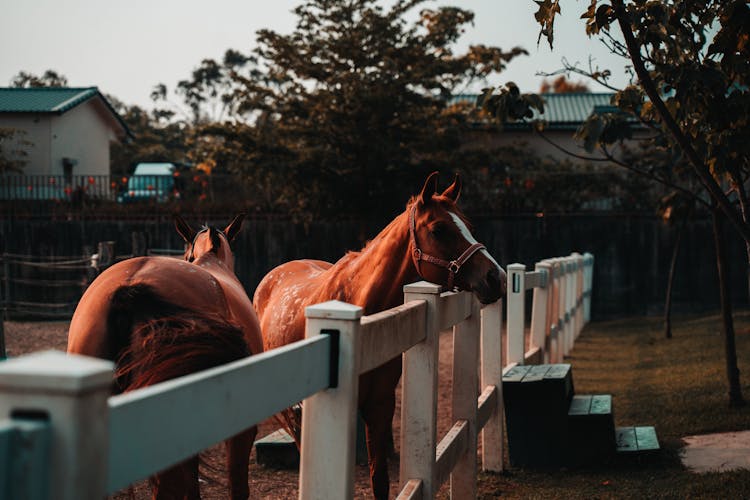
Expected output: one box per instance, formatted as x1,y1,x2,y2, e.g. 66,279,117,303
67,214,263,500
253,172,506,499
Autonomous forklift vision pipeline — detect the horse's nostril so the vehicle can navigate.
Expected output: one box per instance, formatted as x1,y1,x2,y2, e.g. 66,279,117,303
487,268,504,292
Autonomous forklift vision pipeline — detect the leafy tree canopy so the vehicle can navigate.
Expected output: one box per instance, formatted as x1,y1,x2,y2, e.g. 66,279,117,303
539,75,591,93
10,70,68,88
164,0,527,218
485,0,750,245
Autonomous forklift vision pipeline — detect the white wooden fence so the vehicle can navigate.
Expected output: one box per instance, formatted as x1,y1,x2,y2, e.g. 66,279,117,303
0,253,593,500
506,252,594,367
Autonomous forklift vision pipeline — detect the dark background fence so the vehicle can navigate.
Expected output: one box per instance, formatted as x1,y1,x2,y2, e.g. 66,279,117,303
0,211,746,320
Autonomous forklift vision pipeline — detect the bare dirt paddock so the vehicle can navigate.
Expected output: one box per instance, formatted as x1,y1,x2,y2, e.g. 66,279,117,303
4,320,467,499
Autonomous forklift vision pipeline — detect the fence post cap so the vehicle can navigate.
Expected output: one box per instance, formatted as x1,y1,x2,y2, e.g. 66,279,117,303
305,300,363,320
403,281,442,294
0,350,113,394
507,263,526,271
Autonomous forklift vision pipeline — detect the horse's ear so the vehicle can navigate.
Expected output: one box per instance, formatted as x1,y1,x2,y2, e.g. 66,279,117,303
441,173,461,203
224,213,247,242
420,171,439,204
174,214,196,243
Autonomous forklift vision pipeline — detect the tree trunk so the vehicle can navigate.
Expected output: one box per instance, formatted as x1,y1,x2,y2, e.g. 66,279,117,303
664,220,685,339
711,208,746,408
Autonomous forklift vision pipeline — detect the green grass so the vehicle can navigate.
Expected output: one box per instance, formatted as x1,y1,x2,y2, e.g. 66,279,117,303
477,311,750,499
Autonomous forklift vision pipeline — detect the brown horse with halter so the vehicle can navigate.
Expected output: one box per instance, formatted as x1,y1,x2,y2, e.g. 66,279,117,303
253,172,506,499
67,214,262,500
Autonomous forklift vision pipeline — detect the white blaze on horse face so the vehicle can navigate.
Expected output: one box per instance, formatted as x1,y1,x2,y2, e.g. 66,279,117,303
449,212,503,274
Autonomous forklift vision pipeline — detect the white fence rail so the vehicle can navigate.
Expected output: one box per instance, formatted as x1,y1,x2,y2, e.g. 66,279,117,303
506,252,594,367
0,253,593,500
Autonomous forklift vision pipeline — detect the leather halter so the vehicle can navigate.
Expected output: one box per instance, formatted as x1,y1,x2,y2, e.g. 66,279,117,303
408,203,486,290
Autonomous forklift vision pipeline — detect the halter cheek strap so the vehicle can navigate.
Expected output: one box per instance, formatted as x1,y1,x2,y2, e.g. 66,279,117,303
409,204,485,290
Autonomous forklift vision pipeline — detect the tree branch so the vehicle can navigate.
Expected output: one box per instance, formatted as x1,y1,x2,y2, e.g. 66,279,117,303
611,0,750,243
532,128,709,208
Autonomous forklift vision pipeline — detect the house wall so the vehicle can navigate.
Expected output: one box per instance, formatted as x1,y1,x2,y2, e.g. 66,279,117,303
49,100,114,177
0,99,117,177
0,114,52,175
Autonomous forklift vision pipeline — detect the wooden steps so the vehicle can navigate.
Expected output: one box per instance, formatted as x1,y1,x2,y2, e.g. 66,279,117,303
616,426,660,454
254,429,299,469
567,394,616,465
502,364,660,468
503,364,574,467
255,413,369,469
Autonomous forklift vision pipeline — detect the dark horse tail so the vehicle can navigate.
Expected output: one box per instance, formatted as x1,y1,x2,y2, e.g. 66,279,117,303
107,284,250,498
107,284,250,391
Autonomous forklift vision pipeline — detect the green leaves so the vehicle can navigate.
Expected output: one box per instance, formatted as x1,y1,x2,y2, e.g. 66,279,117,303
478,82,545,127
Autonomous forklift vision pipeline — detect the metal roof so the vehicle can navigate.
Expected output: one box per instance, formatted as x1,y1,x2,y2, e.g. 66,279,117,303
0,87,101,113
0,87,131,138
450,92,615,129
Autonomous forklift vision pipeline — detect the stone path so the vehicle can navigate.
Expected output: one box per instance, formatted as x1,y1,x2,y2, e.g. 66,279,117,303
681,430,750,473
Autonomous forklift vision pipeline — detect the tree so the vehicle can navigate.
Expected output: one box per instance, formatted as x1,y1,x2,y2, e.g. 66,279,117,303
539,75,591,93
170,0,527,219
107,94,191,177
10,70,68,88
514,0,748,408
0,128,31,173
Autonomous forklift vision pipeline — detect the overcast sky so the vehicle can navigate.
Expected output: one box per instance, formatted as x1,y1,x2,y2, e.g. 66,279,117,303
1,1,631,110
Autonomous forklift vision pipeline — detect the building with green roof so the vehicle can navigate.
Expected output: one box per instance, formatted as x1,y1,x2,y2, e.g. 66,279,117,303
0,87,131,187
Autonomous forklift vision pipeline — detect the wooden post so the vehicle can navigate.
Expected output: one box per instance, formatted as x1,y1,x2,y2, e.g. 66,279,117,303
583,253,594,323
574,253,584,339
96,241,115,270
529,263,550,359
131,232,148,257
506,263,526,365
0,351,113,500
400,281,441,497
566,257,576,353
557,258,569,357
480,299,503,472
550,259,563,363
3,254,10,321
450,298,480,499
0,315,5,360
299,301,363,500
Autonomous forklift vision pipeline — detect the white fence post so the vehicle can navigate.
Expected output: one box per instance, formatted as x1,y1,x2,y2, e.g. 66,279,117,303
450,297,480,499
583,252,594,323
550,259,563,363
0,351,113,500
400,281,441,498
567,256,577,352
506,263,526,365
557,258,569,358
480,299,503,472
529,263,550,360
299,301,363,500
574,253,584,339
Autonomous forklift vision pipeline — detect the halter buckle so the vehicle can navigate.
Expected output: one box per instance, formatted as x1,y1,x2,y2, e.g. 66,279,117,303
413,248,422,261
448,261,460,274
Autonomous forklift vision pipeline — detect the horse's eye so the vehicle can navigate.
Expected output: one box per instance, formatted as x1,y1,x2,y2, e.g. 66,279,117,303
429,223,448,239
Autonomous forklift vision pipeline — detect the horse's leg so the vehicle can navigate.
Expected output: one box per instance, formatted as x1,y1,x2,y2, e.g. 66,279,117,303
360,359,401,500
152,455,200,500
226,425,256,500
361,396,396,500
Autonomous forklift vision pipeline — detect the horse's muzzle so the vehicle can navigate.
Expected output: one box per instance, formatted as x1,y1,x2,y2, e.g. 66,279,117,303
475,267,506,304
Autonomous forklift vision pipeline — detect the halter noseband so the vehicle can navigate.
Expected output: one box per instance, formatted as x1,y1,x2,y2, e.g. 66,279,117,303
408,204,485,291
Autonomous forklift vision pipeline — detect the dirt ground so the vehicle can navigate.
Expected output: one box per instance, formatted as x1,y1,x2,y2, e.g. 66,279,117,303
3,321,468,499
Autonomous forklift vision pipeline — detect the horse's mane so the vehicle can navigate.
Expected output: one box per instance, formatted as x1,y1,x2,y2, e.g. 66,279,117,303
115,311,249,391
